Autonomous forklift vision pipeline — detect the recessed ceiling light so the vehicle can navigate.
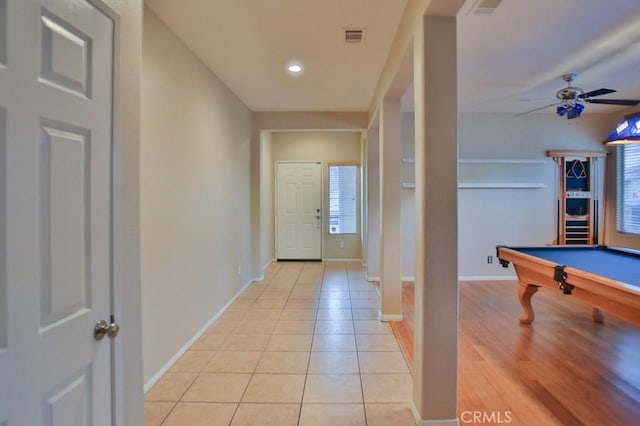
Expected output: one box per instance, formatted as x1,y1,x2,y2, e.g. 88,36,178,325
287,63,303,73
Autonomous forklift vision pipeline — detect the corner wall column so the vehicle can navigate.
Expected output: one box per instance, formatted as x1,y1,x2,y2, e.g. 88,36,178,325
379,98,403,321
413,14,459,424
366,128,381,281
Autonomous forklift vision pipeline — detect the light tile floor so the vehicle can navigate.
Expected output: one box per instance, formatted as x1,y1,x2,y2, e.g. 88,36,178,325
145,261,415,425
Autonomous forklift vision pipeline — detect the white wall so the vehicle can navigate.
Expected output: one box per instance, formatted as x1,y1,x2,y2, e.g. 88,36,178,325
366,128,381,280
401,112,415,280
259,131,274,272
141,9,253,383
360,132,368,267
400,111,613,280
458,112,611,279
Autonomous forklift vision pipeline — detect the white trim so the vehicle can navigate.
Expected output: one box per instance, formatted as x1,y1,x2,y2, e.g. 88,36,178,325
366,276,380,282
401,276,415,282
323,258,362,262
402,157,415,163
260,258,275,278
411,404,420,425
458,275,517,281
402,183,415,189
459,158,545,164
143,278,254,393
458,182,547,189
91,0,123,422
411,403,460,426
379,313,403,322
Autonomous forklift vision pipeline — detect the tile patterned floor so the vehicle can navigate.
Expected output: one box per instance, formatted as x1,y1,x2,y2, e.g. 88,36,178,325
145,261,415,425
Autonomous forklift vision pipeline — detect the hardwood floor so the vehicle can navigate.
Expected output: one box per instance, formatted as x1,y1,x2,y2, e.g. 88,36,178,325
391,280,640,425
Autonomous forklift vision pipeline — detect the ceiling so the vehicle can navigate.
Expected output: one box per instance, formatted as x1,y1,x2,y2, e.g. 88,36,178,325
145,0,640,116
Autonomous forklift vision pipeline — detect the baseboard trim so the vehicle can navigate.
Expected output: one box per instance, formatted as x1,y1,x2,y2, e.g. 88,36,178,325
253,258,276,282
379,313,403,322
366,276,380,282
399,275,517,283
411,403,459,426
323,258,362,262
143,278,255,393
459,275,517,282
263,258,274,269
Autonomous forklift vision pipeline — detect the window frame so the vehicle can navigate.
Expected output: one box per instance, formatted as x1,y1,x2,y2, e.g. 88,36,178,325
616,144,640,236
327,163,358,235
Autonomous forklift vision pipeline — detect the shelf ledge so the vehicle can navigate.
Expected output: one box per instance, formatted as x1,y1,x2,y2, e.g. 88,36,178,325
458,158,546,164
458,182,547,189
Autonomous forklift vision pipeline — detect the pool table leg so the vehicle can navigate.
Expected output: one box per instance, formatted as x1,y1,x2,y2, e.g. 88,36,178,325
518,282,539,324
592,307,604,324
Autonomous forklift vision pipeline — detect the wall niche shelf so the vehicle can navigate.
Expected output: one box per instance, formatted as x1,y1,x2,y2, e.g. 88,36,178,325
403,158,546,165
403,158,548,189
458,157,549,189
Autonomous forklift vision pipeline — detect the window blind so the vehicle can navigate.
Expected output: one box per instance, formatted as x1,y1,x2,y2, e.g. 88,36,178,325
616,144,640,235
328,165,357,234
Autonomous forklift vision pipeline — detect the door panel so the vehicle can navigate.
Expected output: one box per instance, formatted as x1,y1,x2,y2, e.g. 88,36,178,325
44,369,91,426
0,1,115,424
276,162,322,259
40,9,92,97
40,122,91,329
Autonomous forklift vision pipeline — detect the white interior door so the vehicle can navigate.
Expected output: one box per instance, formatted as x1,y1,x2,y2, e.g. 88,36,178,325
276,162,322,260
0,0,116,424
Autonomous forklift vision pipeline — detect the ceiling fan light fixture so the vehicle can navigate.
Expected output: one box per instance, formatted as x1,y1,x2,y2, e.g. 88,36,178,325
556,105,567,116
603,113,640,145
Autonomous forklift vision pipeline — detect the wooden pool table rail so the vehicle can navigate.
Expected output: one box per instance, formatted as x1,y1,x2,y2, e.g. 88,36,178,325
497,246,640,327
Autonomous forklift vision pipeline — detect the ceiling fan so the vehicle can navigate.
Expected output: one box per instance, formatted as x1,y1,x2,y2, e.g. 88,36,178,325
515,73,640,119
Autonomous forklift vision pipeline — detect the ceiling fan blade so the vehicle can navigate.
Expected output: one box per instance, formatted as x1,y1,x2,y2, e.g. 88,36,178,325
513,102,558,117
586,98,640,106
578,88,616,98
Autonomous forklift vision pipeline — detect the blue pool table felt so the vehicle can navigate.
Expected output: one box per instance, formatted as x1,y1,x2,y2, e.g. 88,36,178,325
515,246,640,288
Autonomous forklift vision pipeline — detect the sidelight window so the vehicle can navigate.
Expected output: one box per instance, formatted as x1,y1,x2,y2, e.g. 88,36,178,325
328,165,357,234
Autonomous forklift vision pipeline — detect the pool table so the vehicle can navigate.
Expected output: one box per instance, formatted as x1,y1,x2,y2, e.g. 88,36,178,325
496,245,640,327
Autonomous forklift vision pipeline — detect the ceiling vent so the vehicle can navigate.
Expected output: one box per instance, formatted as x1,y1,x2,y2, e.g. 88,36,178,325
344,28,365,44
470,0,502,14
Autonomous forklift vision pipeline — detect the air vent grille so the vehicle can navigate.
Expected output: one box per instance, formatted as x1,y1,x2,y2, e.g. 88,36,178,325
471,0,502,14
344,28,365,43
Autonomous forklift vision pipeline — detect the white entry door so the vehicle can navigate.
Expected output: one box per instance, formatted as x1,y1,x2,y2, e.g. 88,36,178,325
276,162,322,260
0,1,117,424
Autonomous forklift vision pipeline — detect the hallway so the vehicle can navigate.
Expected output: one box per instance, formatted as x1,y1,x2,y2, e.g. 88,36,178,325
144,261,414,425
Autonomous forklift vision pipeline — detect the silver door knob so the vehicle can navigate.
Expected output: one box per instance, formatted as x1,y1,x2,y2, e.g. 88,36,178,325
94,316,120,340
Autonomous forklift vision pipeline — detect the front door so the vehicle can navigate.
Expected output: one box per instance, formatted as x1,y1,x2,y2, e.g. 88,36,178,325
0,0,116,424
276,162,322,260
